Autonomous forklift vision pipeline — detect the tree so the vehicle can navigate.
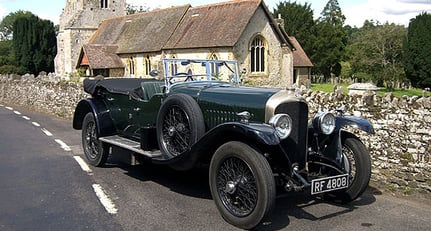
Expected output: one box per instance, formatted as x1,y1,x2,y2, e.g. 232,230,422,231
311,0,347,81
403,12,431,88
273,1,315,57
348,21,406,88
126,4,149,15
13,13,57,74
0,10,33,40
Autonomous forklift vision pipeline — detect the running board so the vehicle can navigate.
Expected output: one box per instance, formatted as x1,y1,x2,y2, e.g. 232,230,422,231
99,135,162,158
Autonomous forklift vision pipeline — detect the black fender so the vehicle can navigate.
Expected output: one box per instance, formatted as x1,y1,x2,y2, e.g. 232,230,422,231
197,122,281,147
162,122,283,170
308,115,374,171
72,98,116,137
335,115,375,134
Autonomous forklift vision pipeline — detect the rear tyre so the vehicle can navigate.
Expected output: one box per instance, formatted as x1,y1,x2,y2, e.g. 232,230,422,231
209,141,275,230
82,112,109,167
325,133,371,203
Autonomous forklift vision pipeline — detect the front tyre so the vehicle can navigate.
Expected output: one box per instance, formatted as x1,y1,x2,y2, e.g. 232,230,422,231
209,141,275,230
82,112,109,167
326,133,371,203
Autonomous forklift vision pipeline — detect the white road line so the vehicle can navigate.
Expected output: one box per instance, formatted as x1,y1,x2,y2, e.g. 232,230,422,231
41,128,53,137
13,111,21,115
5,106,13,110
73,156,92,174
22,116,31,120
92,184,118,214
55,139,72,152
32,122,41,127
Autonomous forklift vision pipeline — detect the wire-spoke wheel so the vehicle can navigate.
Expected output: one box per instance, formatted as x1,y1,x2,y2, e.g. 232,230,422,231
161,105,192,156
324,132,371,203
209,141,275,230
157,94,204,159
82,113,109,167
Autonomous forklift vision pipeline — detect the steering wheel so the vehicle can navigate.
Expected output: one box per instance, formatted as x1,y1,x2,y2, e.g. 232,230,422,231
168,72,194,84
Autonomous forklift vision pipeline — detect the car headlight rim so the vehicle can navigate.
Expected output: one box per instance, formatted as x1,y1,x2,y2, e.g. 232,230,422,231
314,112,336,135
269,114,292,139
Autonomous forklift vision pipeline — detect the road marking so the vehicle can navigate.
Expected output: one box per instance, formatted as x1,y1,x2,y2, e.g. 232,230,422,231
5,106,13,110
13,111,21,115
73,156,92,174
32,122,41,127
41,128,53,137
55,139,72,152
22,116,31,120
92,184,118,214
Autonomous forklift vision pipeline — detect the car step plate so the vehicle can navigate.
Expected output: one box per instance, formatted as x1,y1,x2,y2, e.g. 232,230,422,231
311,174,349,195
99,135,162,158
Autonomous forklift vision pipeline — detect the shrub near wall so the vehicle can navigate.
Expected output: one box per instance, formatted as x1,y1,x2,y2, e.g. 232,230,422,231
1,76,430,195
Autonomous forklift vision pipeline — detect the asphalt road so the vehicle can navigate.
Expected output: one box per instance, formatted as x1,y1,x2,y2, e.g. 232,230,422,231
0,104,430,231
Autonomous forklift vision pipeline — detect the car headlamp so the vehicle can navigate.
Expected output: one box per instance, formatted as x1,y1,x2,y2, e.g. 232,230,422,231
313,112,336,135
269,114,292,139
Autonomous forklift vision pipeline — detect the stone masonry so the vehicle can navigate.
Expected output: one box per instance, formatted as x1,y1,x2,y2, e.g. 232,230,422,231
55,0,126,76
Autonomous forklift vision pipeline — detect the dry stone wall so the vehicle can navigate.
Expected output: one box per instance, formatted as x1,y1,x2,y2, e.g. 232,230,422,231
1,75,430,195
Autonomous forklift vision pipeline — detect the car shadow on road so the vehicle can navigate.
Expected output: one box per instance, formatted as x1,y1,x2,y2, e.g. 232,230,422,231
256,186,380,230
108,159,213,200
107,156,381,230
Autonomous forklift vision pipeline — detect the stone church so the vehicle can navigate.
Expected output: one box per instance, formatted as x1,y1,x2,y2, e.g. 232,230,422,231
55,0,312,87
55,0,127,76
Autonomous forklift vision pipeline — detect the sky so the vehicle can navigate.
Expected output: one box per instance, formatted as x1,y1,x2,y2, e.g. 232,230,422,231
0,0,430,27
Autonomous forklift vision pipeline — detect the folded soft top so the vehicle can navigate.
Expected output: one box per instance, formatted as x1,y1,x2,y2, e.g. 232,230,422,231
83,78,162,99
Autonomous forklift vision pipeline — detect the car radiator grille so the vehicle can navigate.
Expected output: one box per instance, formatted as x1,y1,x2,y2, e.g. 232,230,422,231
275,101,309,169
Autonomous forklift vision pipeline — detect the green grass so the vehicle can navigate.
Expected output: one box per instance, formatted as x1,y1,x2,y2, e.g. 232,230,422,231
311,83,424,98
379,88,423,98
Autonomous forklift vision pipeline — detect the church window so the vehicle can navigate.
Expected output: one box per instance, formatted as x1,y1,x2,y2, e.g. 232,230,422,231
101,0,108,9
250,36,266,73
145,56,151,76
129,57,135,75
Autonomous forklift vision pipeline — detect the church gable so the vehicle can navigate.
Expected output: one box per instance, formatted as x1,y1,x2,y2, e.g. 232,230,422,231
79,44,124,69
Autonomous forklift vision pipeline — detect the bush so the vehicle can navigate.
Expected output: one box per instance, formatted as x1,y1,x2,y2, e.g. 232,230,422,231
0,65,19,74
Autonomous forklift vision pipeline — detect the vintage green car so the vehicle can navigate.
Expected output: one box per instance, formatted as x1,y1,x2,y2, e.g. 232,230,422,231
73,59,374,229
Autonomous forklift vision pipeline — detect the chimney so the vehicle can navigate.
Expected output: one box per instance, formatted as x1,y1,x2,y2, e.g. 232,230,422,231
275,13,285,29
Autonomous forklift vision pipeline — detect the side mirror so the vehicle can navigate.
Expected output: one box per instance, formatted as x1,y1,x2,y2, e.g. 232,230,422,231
150,70,159,77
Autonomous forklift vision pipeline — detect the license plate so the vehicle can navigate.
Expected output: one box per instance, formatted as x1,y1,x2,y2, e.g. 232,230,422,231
311,174,349,195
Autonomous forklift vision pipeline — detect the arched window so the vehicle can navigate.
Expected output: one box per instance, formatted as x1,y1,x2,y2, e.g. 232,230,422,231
145,56,151,76
250,36,266,73
101,0,108,8
129,57,135,76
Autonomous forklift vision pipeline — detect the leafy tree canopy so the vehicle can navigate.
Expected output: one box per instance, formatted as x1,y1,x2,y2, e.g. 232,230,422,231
403,12,431,88
273,1,315,56
311,0,347,80
0,10,33,40
13,13,57,74
348,21,406,88
126,4,149,15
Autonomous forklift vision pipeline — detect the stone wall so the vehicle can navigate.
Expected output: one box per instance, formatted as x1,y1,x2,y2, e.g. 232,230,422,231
0,75,86,119
1,76,430,195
